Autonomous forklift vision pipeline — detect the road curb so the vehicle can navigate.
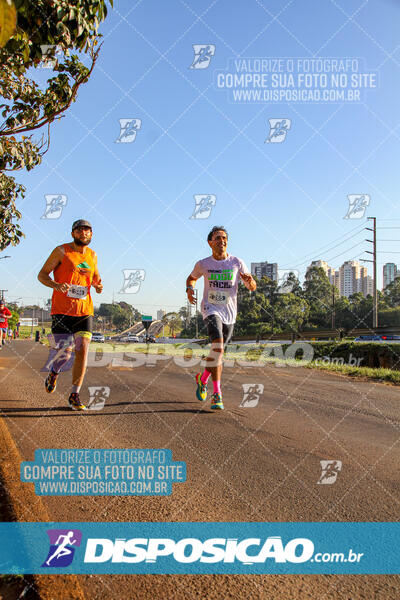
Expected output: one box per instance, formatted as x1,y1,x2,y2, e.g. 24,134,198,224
0,416,86,600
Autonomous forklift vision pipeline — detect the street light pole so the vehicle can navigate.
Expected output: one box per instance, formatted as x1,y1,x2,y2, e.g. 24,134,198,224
366,217,378,328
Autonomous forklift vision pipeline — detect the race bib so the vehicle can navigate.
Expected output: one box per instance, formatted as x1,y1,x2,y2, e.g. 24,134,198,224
67,285,88,299
0,317,5,323
208,290,228,305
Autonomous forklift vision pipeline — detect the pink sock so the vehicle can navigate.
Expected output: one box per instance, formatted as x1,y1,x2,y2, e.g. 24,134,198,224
201,370,211,385
213,380,221,395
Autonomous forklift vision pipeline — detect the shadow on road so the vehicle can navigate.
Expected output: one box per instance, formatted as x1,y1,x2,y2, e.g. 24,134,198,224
0,405,213,417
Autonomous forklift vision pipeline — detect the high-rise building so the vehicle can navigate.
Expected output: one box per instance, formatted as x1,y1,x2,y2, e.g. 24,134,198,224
305,259,373,298
363,275,374,297
383,263,398,289
156,309,166,321
339,260,362,297
251,261,278,282
306,260,336,285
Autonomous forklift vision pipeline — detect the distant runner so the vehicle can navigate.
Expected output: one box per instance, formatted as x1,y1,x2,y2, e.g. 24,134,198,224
0,300,12,348
38,219,103,410
186,226,256,410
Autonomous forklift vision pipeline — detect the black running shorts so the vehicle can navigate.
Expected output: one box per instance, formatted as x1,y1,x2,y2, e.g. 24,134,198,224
204,314,234,345
51,314,93,336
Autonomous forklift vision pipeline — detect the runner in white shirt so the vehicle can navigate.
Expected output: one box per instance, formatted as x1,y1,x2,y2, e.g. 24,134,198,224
186,226,256,410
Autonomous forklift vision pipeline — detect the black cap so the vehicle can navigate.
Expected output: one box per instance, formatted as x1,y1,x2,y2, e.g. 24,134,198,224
72,219,92,231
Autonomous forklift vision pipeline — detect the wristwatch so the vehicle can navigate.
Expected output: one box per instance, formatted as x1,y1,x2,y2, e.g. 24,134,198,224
186,285,194,292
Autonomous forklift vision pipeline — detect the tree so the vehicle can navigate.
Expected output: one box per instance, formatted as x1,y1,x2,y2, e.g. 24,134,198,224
236,279,271,335
274,294,309,332
278,271,302,295
303,267,333,329
8,308,19,330
164,312,182,337
97,302,140,330
384,278,400,308
0,0,113,250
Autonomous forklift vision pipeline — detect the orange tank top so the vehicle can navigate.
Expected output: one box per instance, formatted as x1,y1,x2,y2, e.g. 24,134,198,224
51,244,96,316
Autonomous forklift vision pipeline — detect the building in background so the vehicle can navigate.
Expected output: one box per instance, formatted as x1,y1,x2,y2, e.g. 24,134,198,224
306,260,336,285
251,261,278,282
305,259,373,298
383,263,399,289
339,260,366,297
156,309,166,321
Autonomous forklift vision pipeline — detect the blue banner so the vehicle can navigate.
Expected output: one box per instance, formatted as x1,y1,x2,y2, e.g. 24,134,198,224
0,522,398,574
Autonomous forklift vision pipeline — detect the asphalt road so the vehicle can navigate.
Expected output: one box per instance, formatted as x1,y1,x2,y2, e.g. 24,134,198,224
0,340,399,599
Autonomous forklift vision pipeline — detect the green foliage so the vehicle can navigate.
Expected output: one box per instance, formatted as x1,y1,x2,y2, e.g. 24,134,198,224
0,172,24,249
384,278,400,308
303,266,333,328
0,0,17,47
233,270,400,336
97,302,141,330
8,308,19,329
0,0,112,250
309,341,400,370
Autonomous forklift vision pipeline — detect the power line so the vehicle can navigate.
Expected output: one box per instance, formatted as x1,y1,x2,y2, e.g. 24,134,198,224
322,240,366,264
280,225,366,269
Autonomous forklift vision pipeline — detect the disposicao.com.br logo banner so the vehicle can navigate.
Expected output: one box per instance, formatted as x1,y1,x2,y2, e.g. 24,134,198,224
0,522,398,574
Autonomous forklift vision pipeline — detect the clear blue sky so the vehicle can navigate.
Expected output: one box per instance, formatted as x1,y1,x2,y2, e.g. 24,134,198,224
2,0,400,315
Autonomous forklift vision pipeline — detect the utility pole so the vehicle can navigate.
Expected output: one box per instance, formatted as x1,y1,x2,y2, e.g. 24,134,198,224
31,306,35,339
194,289,199,339
331,286,336,329
365,216,378,328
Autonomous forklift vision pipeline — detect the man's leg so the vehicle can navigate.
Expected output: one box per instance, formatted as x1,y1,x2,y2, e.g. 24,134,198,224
67,331,92,411
45,333,74,393
205,337,224,392
71,333,91,392
196,315,226,410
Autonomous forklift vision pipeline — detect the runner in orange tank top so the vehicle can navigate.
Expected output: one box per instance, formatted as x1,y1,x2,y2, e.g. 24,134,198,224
38,219,103,411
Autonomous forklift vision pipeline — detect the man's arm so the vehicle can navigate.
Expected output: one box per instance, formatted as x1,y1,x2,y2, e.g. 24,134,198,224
91,254,103,294
37,247,68,292
240,272,257,291
186,274,198,305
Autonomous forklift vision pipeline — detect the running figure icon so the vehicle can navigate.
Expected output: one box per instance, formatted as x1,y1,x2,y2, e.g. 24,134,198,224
45,531,77,566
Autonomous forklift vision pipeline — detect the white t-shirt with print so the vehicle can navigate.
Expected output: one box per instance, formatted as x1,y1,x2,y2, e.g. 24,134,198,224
190,254,249,324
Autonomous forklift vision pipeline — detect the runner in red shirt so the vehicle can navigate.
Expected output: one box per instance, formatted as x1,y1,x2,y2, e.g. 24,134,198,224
0,300,12,349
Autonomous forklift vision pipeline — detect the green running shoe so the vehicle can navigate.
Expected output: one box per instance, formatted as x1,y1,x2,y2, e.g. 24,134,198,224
195,373,208,402
210,392,224,410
